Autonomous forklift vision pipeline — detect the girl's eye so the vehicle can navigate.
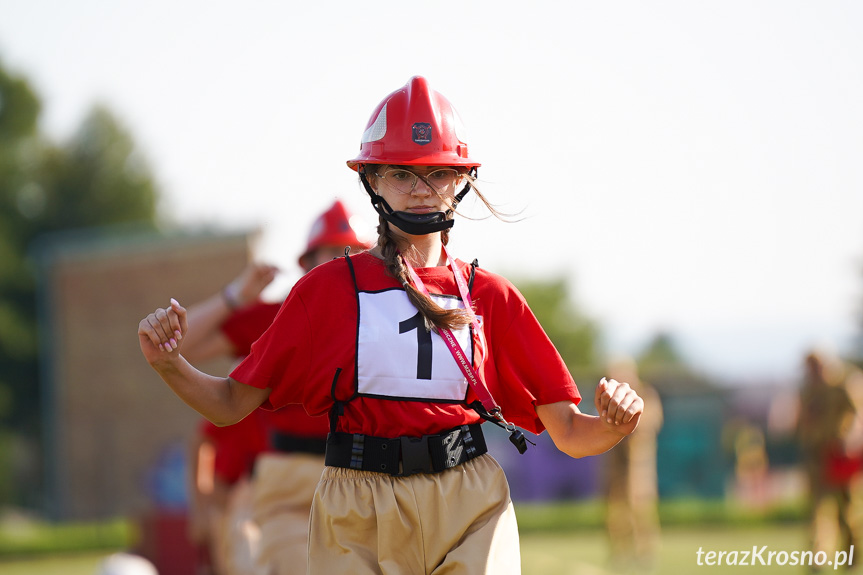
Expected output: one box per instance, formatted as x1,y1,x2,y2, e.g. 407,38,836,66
428,169,458,182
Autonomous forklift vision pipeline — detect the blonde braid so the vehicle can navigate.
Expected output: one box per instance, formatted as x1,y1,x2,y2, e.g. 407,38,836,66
377,216,472,332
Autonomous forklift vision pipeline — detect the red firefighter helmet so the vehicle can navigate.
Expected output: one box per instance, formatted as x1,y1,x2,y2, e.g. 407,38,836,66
299,199,372,267
347,76,480,170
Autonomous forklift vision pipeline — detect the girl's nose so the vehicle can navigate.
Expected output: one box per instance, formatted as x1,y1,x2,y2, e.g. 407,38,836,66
411,176,433,196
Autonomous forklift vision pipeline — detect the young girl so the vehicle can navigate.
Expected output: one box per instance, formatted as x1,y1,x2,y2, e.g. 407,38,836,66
139,76,644,574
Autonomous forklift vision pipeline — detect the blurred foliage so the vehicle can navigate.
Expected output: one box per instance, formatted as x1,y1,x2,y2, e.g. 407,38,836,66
513,276,602,373
637,331,687,371
511,277,715,398
636,330,718,395
0,57,160,505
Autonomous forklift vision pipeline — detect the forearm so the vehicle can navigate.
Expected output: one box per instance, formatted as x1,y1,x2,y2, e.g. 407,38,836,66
140,298,270,422
536,398,639,459
150,355,258,426
548,411,629,458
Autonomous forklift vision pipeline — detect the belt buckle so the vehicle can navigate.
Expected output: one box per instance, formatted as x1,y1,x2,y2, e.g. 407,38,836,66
399,435,432,476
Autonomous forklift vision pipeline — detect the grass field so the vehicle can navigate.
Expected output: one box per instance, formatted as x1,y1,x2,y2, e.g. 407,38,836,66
521,524,821,574
1,499,844,574
0,524,830,575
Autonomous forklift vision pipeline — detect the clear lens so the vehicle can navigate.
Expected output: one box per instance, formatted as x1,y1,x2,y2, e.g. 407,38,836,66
380,168,460,194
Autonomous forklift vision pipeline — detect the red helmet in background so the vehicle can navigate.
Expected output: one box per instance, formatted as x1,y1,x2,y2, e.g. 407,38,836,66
347,76,480,170
298,199,373,267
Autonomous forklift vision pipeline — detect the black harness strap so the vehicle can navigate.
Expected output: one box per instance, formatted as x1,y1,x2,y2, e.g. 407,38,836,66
468,258,478,292
328,368,351,436
328,252,362,437
270,432,328,454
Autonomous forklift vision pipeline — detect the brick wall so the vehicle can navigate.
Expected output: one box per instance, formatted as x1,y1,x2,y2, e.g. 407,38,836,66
37,228,254,520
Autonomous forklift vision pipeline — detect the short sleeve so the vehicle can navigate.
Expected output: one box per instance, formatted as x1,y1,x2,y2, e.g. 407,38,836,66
229,290,313,410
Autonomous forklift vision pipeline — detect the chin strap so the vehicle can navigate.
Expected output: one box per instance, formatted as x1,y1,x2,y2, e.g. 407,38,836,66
358,166,477,236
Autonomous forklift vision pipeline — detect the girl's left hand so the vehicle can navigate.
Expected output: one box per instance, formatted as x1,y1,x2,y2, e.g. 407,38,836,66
138,298,187,365
595,377,643,435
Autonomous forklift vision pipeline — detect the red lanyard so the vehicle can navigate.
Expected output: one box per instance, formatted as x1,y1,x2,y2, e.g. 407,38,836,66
402,246,502,419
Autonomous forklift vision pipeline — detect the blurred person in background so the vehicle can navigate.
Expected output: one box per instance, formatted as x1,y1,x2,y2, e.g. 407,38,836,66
601,356,663,574
795,347,863,568
183,199,372,575
726,419,770,507
186,262,276,575
187,401,268,574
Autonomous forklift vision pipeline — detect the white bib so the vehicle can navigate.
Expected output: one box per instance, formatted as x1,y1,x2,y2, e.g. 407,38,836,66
356,289,472,402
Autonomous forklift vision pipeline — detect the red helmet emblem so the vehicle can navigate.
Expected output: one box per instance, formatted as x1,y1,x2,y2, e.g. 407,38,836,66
412,122,432,145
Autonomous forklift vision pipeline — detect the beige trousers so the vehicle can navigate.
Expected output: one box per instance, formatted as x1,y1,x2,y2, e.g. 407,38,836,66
308,453,521,575
251,453,326,575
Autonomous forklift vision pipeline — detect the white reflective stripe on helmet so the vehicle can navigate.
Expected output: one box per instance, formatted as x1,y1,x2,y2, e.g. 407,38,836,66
361,103,387,143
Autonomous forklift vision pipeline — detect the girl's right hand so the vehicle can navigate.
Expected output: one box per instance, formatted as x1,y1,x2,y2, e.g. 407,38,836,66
138,298,188,365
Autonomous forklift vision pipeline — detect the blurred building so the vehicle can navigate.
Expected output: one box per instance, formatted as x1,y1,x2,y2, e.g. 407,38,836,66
654,378,729,499
34,226,254,521
496,369,734,503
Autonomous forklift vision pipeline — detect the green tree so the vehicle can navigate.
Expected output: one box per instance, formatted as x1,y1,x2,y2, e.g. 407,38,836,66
513,276,602,373
637,331,687,372
0,57,159,438
636,330,716,393
0,58,44,432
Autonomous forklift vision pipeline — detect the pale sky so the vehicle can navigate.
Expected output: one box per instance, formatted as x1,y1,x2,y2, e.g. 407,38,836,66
1,0,862,383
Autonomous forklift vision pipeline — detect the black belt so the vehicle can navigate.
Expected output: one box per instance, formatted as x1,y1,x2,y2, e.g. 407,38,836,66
325,423,487,477
271,432,328,455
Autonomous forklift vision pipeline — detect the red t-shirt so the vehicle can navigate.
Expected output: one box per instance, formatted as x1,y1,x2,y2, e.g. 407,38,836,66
230,252,580,438
221,301,281,356
199,409,268,484
221,301,330,439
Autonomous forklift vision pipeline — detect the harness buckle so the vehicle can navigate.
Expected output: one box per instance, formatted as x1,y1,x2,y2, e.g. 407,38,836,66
399,435,432,476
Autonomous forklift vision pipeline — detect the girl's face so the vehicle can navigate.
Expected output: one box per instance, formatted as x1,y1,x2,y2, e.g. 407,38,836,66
369,165,464,214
